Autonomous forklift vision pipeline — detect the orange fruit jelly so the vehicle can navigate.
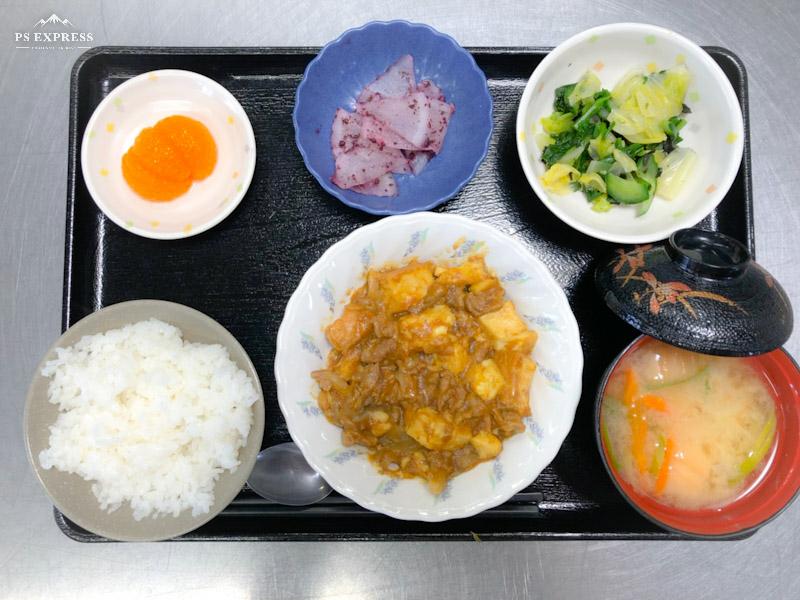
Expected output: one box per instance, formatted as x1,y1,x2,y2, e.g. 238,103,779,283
121,115,217,201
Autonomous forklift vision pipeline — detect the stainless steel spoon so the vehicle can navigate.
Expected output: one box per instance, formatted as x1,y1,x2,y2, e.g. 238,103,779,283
246,442,332,506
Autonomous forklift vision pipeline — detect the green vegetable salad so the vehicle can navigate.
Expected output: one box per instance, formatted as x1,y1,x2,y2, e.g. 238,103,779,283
537,66,696,216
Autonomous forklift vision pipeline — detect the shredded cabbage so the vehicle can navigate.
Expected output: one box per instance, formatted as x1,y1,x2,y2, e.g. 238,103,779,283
656,148,697,200
557,143,587,166
612,148,637,173
567,71,602,107
609,65,691,143
537,63,695,215
541,112,574,134
578,172,606,194
541,164,579,195
591,195,612,212
534,132,554,150
588,134,615,160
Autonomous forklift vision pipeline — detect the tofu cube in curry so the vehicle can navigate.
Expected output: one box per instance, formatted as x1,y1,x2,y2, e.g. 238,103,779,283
494,350,537,415
326,306,373,351
479,301,538,353
435,255,491,286
470,431,503,460
435,341,470,375
398,304,454,353
404,407,471,451
467,358,506,401
376,262,435,314
367,410,392,437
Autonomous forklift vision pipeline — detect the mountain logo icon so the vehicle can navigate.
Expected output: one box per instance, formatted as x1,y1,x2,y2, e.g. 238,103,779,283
33,14,74,28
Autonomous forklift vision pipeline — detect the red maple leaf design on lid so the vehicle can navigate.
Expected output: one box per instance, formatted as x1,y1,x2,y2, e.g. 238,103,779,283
610,244,652,287
610,244,745,319
632,271,744,317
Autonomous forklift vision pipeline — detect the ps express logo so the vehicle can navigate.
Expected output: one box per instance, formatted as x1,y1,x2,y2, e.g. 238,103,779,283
14,13,94,49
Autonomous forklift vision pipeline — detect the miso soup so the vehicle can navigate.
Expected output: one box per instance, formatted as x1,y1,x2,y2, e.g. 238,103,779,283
601,338,777,510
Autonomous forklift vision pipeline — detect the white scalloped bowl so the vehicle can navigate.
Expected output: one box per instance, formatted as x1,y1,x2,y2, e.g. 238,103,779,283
275,212,583,521
517,23,744,244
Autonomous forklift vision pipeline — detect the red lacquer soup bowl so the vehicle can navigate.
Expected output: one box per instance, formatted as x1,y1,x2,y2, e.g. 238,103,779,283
595,335,800,538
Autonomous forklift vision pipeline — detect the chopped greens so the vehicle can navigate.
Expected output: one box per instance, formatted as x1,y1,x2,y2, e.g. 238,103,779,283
541,129,585,167
554,83,577,114
663,116,687,153
538,66,696,216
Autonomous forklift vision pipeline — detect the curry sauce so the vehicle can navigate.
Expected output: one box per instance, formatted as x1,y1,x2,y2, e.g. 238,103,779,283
312,255,538,494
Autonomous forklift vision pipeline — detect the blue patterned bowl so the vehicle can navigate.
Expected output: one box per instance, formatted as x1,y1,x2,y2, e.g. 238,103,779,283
294,21,492,215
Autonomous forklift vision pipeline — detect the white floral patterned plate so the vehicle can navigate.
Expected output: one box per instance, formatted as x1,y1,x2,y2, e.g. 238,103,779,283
81,69,256,239
274,212,583,521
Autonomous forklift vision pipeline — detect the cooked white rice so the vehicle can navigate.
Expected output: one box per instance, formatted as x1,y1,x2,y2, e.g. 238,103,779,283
39,318,257,521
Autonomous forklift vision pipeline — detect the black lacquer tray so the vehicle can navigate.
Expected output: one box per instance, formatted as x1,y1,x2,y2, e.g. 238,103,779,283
58,46,754,541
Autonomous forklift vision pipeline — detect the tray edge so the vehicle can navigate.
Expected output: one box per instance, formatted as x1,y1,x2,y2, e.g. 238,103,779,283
56,45,757,543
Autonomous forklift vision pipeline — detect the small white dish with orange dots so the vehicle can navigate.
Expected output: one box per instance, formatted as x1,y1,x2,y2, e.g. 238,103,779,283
516,23,744,244
81,69,256,240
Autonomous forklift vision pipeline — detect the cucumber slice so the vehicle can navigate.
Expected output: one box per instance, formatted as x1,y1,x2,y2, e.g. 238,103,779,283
649,434,667,476
635,155,658,216
605,173,650,204
738,413,777,479
636,195,654,217
600,419,621,471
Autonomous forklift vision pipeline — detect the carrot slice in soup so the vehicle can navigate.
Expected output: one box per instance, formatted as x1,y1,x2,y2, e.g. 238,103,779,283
622,370,649,473
640,394,668,412
623,370,638,407
655,438,675,494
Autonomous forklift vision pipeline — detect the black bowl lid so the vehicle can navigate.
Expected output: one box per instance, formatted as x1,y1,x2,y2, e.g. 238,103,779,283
595,228,794,356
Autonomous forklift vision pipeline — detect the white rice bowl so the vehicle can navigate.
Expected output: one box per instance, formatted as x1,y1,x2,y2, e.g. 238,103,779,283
38,318,257,521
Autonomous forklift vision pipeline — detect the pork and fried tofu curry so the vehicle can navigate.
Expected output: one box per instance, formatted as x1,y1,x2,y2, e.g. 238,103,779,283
312,255,538,494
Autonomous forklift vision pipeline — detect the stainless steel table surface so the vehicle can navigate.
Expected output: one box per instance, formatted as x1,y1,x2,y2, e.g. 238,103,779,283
1,1,798,598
